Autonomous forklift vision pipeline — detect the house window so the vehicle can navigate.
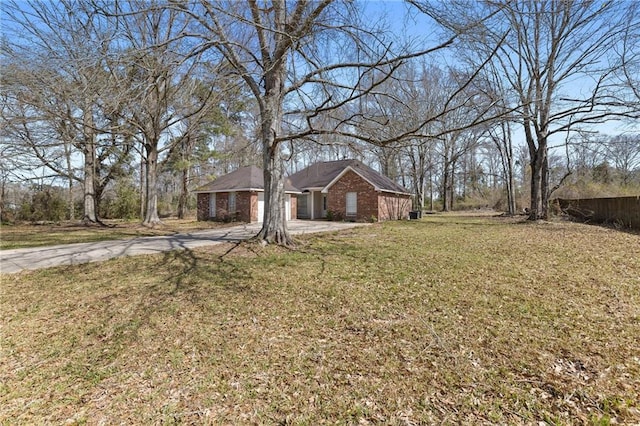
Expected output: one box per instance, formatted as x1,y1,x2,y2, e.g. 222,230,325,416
228,192,236,213
346,192,357,216
209,193,216,218
323,195,327,211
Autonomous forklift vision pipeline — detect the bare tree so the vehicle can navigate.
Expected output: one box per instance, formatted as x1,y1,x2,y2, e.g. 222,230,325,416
164,75,247,219
166,0,465,245
617,2,640,116
101,0,223,226
486,120,517,214
605,134,640,186
420,0,637,219
474,62,519,215
431,70,486,212
1,0,132,224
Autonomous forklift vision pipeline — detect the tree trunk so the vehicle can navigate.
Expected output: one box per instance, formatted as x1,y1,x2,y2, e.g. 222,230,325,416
177,167,188,219
496,123,516,215
82,109,98,224
442,163,450,212
82,145,98,224
416,177,425,211
64,141,75,221
506,140,516,215
140,153,145,220
0,178,5,222
505,158,516,215
254,49,293,246
540,154,550,219
257,144,291,245
528,142,548,220
256,108,291,245
429,165,434,211
256,80,292,245
143,144,162,226
408,145,426,210
442,159,455,212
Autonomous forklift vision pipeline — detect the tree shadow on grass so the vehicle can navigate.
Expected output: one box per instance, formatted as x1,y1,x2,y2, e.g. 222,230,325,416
72,244,262,369
155,240,258,298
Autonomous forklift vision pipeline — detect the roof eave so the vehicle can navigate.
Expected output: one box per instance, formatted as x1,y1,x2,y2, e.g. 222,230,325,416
193,187,264,194
377,189,413,196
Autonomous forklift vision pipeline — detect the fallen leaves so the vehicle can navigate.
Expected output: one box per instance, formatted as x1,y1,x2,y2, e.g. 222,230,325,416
1,215,639,424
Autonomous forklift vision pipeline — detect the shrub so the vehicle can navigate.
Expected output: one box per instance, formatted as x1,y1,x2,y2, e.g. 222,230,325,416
17,186,67,222
100,179,141,219
326,210,344,221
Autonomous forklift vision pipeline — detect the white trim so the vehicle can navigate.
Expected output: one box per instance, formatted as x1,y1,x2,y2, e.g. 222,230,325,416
285,194,291,220
209,193,216,218
309,192,315,220
320,166,411,196
257,192,264,222
194,188,301,194
194,187,261,194
321,166,361,193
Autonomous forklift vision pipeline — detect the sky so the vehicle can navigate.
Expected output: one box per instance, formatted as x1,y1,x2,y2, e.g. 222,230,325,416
2,0,636,185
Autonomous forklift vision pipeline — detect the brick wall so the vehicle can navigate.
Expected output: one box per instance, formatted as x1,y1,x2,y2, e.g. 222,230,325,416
250,192,259,222
196,192,232,221
327,170,378,221
199,191,296,223
379,193,411,220
197,193,210,221
217,193,229,219
235,192,252,222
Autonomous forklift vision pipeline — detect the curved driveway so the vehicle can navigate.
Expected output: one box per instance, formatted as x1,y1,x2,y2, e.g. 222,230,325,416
0,221,366,274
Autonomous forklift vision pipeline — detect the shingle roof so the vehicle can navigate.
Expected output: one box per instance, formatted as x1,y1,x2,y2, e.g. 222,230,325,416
289,159,411,195
288,159,354,189
194,165,300,193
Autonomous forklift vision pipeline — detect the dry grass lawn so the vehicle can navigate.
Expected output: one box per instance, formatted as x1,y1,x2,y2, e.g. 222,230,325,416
0,218,233,250
1,215,639,424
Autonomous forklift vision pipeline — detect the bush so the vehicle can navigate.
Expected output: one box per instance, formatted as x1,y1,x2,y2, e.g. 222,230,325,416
17,186,67,222
101,180,141,219
326,210,344,221
454,195,491,211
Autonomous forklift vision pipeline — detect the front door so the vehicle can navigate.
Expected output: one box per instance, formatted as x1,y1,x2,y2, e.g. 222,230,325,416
257,192,264,222
321,194,327,218
285,194,291,221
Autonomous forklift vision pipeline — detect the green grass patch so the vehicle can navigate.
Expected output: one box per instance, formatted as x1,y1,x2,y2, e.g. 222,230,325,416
2,215,639,424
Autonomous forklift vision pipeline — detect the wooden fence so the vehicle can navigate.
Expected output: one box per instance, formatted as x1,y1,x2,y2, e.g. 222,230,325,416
556,196,640,230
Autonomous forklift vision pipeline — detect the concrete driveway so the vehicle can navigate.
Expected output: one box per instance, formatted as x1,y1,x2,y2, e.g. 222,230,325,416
0,220,367,274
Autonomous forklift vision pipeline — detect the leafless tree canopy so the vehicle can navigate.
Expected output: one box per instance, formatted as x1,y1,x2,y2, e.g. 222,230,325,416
414,0,639,219
2,0,638,232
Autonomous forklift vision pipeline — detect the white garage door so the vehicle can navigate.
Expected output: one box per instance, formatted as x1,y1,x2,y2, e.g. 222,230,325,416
257,192,290,222
257,192,264,222
285,194,291,221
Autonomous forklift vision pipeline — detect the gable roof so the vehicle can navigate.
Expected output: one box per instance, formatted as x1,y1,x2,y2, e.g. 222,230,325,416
194,165,300,193
289,159,411,195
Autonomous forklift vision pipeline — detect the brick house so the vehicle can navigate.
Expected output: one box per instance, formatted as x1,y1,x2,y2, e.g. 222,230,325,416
289,159,412,221
194,166,299,223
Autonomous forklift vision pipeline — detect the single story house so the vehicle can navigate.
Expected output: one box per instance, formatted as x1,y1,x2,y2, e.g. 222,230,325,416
194,165,299,223
289,159,412,221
